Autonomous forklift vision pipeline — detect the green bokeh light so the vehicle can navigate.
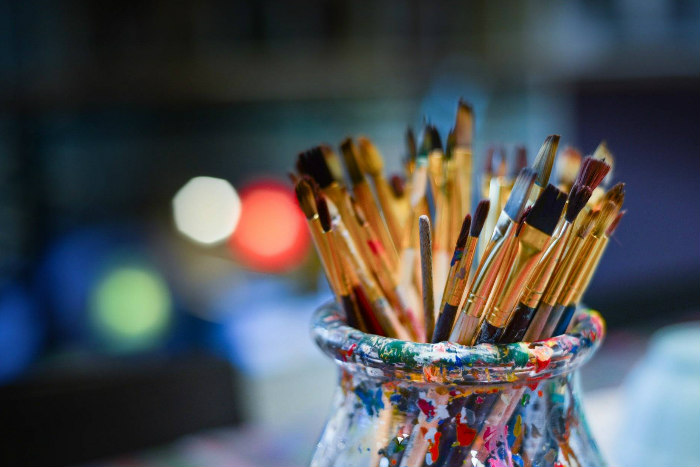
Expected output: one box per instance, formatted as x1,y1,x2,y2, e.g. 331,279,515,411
89,267,172,353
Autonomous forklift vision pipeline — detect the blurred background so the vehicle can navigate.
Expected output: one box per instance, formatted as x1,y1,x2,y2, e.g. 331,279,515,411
0,1,698,466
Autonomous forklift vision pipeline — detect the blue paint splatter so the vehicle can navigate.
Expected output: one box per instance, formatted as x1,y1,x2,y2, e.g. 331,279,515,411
355,385,385,416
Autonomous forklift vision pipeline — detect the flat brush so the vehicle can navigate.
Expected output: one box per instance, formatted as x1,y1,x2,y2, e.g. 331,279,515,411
529,135,560,202
475,184,567,344
433,201,488,343
419,215,435,342
340,138,399,270
500,182,592,342
358,136,404,249
449,168,536,345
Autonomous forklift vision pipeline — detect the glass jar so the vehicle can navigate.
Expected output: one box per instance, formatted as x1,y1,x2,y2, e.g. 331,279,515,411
310,301,606,467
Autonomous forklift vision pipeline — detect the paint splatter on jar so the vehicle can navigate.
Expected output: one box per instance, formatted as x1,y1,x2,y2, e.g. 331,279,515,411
310,301,606,467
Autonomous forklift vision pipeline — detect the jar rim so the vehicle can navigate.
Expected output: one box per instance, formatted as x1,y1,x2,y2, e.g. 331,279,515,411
311,301,605,385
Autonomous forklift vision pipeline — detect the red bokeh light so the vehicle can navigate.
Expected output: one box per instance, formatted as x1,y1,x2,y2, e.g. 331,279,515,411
229,180,310,273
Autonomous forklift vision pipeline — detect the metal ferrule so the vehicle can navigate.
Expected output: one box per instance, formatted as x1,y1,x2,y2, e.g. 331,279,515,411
558,234,601,306
463,223,517,319
487,224,551,328
572,236,609,304
541,232,588,307
519,222,573,308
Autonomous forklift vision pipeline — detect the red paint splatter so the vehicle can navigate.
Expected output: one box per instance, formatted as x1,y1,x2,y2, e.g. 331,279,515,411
527,382,539,391
455,413,477,446
554,463,565,467
475,396,484,403
538,390,543,397
535,355,551,372
417,399,436,419
428,431,442,463
339,343,357,361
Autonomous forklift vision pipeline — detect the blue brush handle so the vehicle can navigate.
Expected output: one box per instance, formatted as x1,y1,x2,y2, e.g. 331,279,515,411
552,303,577,336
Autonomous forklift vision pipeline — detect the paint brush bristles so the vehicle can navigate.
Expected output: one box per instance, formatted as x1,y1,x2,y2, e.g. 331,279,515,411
531,135,560,193
419,215,434,342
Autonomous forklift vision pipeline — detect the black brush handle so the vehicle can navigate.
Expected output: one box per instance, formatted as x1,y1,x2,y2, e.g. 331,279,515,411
432,303,459,343
340,294,363,331
500,302,537,343
552,303,577,336
474,320,502,345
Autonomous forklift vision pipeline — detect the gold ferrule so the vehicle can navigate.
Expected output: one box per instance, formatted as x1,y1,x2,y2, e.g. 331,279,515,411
371,174,403,248
558,233,599,305
519,223,572,308
489,224,552,326
307,216,339,294
464,225,517,319
573,236,609,303
541,232,587,306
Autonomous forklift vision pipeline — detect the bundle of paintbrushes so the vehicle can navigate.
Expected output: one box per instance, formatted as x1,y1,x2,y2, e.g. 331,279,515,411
294,100,624,349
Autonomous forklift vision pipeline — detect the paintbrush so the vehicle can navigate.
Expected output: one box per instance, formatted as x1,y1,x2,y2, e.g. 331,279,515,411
475,184,567,344
351,200,421,341
340,138,399,271
433,200,489,343
444,130,462,256
525,155,611,331
419,215,435,341
449,168,536,345
522,209,598,342
298,147,377,273
478,145,507,260
529,135,560,202
551,195,625,336
453,99,474,224
499,181,593,342
358,136,404,249
318,195,411,340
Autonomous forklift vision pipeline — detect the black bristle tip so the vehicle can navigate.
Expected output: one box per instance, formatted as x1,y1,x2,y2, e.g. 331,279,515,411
340,138,364,184
456,214,472,249
524,184,567,235
316,195,332,232
565,183,593,223
420,124,443,154
471,199,490,237
575,156,611,191
299,146,335,188
503,168,537,221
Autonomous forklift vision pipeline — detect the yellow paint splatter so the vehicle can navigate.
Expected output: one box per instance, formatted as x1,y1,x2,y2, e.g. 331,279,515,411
513,415,522,437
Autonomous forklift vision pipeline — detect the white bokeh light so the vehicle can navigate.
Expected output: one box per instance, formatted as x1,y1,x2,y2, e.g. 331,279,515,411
173,176,241,245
